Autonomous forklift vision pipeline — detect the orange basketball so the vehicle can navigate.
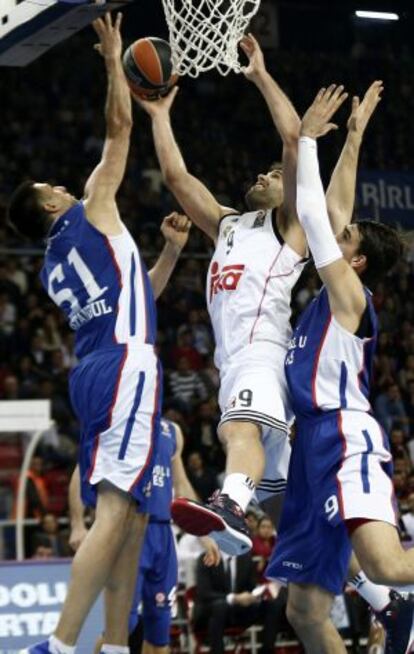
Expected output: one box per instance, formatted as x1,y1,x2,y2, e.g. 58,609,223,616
123,37,178,101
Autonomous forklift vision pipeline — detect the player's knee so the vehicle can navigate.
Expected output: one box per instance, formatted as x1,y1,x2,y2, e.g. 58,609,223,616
286,591,328,633
287,601,319,632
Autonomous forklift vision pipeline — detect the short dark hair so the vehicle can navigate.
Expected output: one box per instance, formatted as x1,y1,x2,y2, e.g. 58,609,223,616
357,220,404,288
7,181,49,240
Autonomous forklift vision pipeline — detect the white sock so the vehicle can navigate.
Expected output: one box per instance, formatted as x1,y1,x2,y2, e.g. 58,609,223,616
101,645,129,654
348,571,390,612
49,635,76,654
222,473,256,512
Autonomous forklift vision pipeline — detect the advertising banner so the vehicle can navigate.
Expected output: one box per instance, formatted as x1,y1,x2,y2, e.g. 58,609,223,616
357,170,414,229
0,559,103,653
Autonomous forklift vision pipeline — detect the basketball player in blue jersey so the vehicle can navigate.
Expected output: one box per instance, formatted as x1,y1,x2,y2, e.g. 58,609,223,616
69,419,220,654
6,14,191,654
266,86,414,653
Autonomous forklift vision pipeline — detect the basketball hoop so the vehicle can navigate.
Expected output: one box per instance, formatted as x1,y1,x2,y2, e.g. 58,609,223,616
161,0,262,78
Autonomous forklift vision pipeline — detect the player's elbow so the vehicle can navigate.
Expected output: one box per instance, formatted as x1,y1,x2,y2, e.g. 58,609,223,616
107,116,133,137
163,167,187,190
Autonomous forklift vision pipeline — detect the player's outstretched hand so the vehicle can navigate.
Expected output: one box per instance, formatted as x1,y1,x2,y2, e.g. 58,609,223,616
133,86,179,117
69,523,88,552
240,33,267,82
93,12,123,61
347,80,383,137
200,537,221,567
301,84,348,139
161,212,191,251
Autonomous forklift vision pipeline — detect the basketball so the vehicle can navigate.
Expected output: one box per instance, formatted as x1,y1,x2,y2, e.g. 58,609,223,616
123,37,177,101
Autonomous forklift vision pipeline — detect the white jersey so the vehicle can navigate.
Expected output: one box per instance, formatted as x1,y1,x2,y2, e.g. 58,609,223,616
207,209,306,370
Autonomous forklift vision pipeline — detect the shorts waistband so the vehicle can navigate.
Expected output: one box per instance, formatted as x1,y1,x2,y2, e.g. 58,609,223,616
149,518,172,525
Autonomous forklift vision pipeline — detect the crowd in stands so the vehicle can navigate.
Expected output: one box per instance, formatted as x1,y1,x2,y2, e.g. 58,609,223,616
0,22,413,581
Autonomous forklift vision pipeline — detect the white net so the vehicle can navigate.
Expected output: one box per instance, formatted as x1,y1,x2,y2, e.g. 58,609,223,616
161,0,262,78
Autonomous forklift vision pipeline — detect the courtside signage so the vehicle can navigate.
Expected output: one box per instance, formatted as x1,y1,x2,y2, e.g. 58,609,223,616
0,560,102,652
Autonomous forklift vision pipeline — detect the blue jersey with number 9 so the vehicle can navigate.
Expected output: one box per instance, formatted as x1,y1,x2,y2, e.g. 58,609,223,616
40,202,156,359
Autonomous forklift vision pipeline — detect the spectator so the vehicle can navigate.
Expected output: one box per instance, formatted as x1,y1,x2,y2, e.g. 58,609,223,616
374,382,410,437
31,513,71,557
399,354,414,393
193,551,287,654
185,309,213,356
170,328,204,371
16,455,50,519
1,375,20,400
168,357,208,408
186,451,218,502
245,509,260,538
31,536,54,560
0,292,17,335
251,516,276,583
189,400,223,469
401,493,414,540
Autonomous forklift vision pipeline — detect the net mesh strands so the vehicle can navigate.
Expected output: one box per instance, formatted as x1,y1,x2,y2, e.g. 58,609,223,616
161,0,261,77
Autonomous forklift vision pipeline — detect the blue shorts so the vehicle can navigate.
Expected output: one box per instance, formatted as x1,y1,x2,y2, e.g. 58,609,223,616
267,410,396,595
129,521,178,646
69,344,162,511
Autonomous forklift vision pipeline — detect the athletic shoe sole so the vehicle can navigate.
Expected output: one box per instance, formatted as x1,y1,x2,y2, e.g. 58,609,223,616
171,498,252,556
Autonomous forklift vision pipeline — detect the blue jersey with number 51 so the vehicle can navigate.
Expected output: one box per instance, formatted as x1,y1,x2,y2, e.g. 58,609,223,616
40,202,156,359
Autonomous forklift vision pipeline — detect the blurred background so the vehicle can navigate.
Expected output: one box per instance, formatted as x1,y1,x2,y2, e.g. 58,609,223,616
0,0,413,651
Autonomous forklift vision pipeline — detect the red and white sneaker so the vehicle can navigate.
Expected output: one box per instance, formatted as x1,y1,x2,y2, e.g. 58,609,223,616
171,490,252,556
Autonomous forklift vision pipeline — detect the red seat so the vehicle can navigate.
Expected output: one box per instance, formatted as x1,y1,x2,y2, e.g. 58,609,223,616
0,442,23,469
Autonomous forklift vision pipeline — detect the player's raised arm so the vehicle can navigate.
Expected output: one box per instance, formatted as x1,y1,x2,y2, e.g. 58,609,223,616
326,81,383,234
296,86,368,333
134,90,233,242
83,13,132,233
240,34,303,241
148,212,191,299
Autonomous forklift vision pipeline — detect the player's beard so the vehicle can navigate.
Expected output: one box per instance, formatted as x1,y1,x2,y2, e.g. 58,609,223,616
245,186,274,210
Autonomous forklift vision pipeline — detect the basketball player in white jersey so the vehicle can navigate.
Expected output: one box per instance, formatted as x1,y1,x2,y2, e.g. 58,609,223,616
266,86,414,654
134,35,385,556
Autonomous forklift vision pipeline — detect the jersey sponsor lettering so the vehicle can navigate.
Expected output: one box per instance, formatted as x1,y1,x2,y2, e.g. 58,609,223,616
207,209,306,368
209,261,245,301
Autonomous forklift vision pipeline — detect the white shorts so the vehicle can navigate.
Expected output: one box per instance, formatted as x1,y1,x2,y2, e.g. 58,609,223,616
70,344,162,509
218,342,292,500
336,410,397,525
